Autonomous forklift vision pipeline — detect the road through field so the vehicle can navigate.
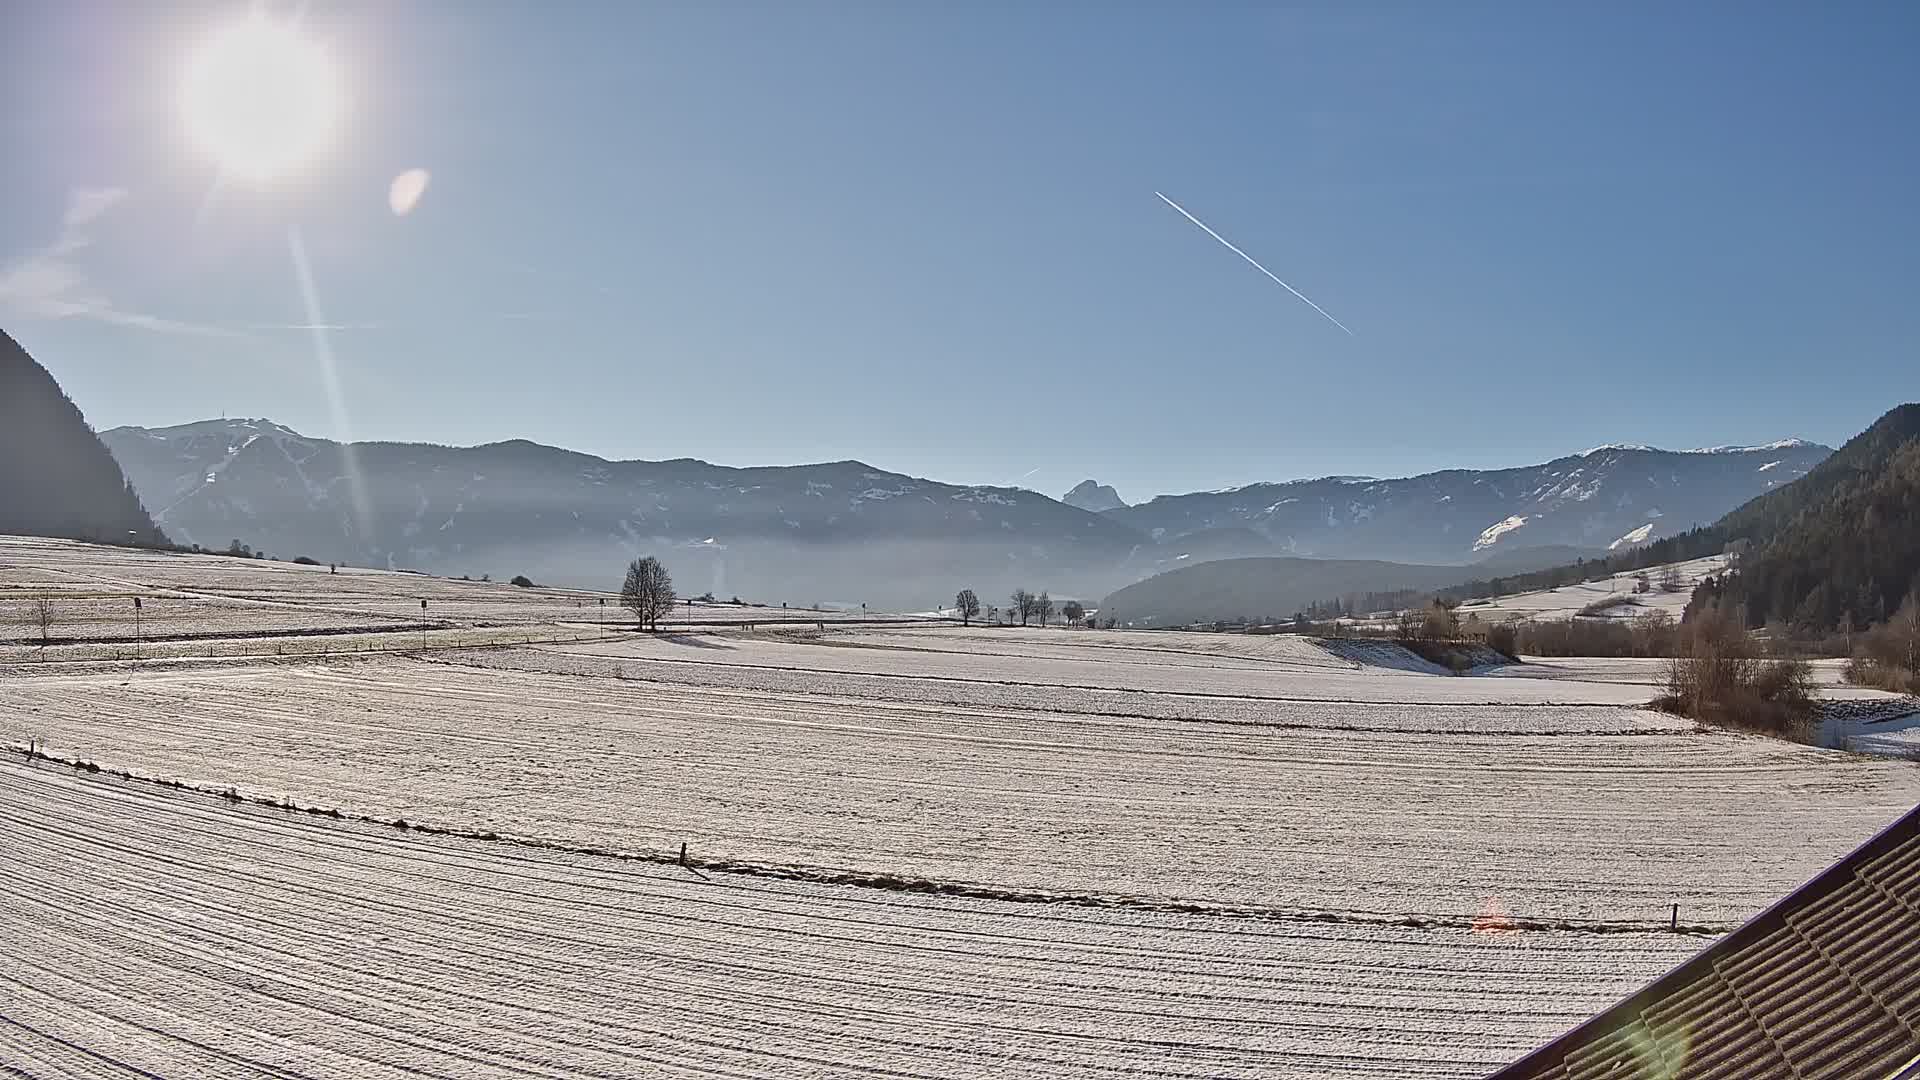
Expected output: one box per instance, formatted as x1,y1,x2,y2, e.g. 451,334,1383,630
0,761,1699,1079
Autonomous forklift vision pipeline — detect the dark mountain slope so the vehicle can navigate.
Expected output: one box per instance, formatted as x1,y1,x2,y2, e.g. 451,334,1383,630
1100,556,1471,627
0,329,164,546
1688,404,1920,631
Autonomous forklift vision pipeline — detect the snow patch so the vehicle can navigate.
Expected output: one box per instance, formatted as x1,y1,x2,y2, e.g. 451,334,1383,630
1609,523,1656,550
1472,515,1528,551
952,489,1015,506
1684,438,1813,454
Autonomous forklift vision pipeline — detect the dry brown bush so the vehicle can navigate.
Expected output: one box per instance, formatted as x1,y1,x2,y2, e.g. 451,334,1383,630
1845,593,1920,693
1658,603,1816,737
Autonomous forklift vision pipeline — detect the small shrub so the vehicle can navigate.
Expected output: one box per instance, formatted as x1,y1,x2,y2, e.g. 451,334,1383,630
510,575,535,588
292,555,321,566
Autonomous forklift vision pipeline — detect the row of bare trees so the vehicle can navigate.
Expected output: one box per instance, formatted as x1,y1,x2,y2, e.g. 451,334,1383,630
952,588,1085,628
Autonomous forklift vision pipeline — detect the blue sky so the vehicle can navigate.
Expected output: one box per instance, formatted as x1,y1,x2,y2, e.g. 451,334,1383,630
3,2,1916,502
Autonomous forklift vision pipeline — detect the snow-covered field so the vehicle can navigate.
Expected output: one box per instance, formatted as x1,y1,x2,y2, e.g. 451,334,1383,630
0,535,932,661
549,629,1662,705
3,538,1918,1078
0,761,1699,1079
10,649,1915,927
1451,554,1728,624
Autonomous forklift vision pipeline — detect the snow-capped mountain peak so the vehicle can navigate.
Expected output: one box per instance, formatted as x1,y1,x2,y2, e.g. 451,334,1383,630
1683,438,1815,454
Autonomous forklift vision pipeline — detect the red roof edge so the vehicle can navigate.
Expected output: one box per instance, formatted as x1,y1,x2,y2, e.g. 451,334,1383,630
1483,800,1920,1079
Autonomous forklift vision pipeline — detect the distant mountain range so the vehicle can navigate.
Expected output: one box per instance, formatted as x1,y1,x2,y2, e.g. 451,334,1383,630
98,415,1834,609
1102,441,1829,564
0,330,163,547
99,419,1136,608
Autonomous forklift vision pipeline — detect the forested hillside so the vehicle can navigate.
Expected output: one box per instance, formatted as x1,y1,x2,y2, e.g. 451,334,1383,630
1100,556,1470,626
0,330,165,546
1689,405,1920,632
1445,404,1920,636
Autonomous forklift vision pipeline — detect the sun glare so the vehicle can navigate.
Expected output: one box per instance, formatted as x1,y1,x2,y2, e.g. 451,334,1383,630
183,17,340,181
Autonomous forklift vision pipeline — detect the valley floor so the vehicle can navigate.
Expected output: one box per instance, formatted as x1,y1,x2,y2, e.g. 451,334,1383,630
4,536,1919,1078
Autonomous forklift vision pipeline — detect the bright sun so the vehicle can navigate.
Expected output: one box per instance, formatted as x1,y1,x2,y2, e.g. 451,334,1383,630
183,17,340,181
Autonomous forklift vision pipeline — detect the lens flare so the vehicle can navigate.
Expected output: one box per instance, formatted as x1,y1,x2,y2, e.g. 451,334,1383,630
287,227,372,537
389,169,431,216
183,16,340,180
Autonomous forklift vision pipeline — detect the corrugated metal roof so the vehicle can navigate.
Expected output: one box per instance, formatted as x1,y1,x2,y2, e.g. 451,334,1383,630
1488,803,1920,1080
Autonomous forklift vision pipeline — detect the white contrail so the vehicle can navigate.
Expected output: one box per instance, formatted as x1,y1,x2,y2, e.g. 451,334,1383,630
1154,191,1353,336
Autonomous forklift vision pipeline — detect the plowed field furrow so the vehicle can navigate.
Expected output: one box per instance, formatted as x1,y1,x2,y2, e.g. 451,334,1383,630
11,656,1916,922
0,779,1609,1042
0,764,1692,1079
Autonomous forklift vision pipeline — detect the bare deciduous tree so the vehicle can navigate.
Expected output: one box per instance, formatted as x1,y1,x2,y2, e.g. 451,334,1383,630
953,589,980,626
1421,600,1458,641
1035,591,1054,627
1658,566,1686,593
1010,589,1033,627
31,597,52,649
621,557,675,631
